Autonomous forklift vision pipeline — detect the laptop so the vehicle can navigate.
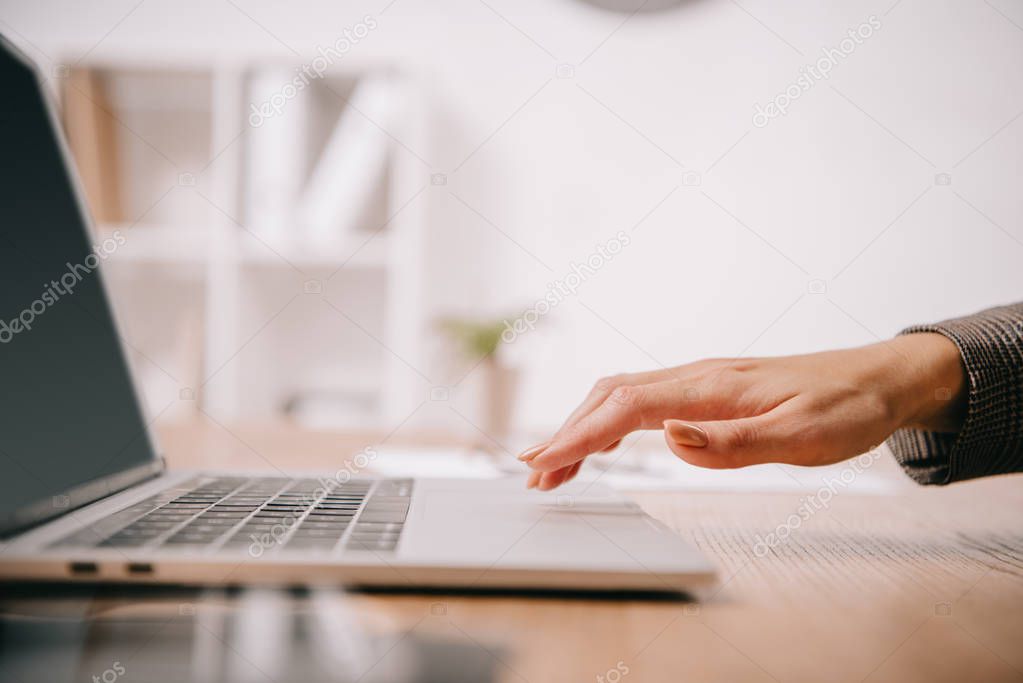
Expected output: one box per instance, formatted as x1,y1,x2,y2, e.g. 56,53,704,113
0,35,715,594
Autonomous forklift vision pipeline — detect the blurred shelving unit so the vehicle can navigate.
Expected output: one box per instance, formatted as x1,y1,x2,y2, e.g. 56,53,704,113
58,56,432,430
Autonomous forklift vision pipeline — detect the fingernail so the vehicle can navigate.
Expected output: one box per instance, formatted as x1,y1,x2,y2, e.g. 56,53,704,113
517,442,550,462
664,420,709,448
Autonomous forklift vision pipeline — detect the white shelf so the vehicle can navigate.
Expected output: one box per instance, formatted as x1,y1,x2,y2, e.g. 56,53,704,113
99,222,208,266
80,62,429,424
240,233,389,269
99,223,388,269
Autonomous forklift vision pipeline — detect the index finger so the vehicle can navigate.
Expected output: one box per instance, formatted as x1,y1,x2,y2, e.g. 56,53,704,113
554,370,666,439
529,383,665,472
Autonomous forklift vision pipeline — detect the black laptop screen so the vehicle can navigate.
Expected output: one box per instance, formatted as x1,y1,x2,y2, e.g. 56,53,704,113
0,39,160,534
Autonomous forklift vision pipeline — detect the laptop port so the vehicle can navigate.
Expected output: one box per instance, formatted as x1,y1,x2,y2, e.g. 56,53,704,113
69,561,98,575
126,562,154,575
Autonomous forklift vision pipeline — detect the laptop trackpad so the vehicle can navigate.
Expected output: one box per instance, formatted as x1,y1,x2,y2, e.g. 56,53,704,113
401,478,697,573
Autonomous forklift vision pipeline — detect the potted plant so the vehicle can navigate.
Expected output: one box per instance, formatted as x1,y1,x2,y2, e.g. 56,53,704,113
437,316,520,451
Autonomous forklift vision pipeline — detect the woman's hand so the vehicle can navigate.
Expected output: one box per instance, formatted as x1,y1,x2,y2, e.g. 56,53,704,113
520,333,967,490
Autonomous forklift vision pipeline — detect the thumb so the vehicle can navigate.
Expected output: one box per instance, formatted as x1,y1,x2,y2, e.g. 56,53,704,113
663,410,789,469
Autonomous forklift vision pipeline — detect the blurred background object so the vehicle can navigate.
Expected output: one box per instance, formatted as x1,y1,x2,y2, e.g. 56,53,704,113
2,0,1021,456
573,0,691,12
0,586,500,683
437,315,519,450
53,57,428,431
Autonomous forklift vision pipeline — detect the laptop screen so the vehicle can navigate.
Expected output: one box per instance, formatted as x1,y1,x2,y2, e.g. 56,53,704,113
0,38,161,535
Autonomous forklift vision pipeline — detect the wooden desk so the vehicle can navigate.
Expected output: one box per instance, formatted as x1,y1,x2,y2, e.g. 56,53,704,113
12,420,1023,683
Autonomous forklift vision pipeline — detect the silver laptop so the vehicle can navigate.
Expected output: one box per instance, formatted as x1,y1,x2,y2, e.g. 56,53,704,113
0,35,715,594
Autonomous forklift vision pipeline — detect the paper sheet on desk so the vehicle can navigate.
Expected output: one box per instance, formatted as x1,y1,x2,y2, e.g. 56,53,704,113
368,446,907,494
585,443,908,494
369,448,506,479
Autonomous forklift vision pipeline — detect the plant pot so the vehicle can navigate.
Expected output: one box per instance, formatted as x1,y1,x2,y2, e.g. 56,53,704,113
479,357,519,451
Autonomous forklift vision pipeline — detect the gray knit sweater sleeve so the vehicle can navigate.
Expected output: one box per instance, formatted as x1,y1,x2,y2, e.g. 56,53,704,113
886,302,1023,485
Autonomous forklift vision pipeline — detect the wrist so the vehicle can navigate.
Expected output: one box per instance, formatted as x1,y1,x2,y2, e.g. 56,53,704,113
889,333,967,433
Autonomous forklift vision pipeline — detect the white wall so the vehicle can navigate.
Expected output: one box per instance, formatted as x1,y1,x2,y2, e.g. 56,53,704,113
3,0,1021,436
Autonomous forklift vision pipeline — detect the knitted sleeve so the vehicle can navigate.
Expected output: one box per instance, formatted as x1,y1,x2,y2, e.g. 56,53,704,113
886,303,1023,485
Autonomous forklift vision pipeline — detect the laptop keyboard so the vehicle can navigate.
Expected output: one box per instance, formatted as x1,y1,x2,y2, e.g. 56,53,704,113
51,476,411,555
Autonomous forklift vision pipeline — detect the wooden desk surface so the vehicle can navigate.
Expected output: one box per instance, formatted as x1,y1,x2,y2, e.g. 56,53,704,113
17,420,1023,683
